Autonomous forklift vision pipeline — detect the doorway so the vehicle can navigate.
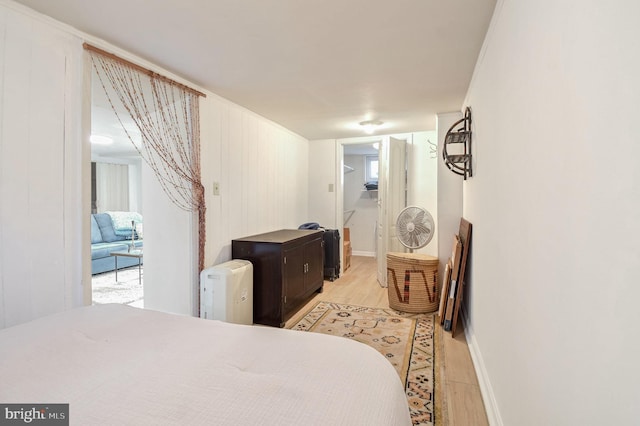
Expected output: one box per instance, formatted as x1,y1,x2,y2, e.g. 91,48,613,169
83,54,200,315
337,132,438,287
336,135,409,287
89,71,145,306
343,142,380,258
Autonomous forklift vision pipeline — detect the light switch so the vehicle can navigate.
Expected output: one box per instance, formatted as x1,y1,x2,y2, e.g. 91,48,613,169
213,181,220,196
328,183,334,192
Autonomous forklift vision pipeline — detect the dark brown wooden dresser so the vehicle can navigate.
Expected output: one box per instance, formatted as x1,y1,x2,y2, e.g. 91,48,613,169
232,229,324,327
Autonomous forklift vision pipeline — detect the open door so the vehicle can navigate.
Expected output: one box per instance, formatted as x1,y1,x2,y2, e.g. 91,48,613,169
376,139,388,286
376,136,407,287
387,137,407,253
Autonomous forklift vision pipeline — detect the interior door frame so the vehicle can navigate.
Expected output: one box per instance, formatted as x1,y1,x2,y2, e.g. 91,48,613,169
81,53,93,306
82,53,199,314
335,133,412,283
335,136,384,276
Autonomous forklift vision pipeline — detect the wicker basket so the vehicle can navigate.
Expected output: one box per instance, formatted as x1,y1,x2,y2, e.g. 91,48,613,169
387,252,439,313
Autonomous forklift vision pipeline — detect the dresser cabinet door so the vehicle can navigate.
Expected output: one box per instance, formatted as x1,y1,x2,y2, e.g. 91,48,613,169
304,237,324,292
283,246,306,317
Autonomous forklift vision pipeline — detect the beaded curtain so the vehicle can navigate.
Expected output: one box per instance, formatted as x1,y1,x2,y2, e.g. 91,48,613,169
87,47,207,277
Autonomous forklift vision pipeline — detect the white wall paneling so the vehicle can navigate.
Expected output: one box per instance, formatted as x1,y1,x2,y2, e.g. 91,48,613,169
462,0,640,424
0,0,311,324
115,68,311,317
201,95,310,270
307,139,337,229
0,4,84,328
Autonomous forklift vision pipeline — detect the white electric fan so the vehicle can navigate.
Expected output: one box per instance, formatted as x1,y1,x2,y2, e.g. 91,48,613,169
395,206,435,252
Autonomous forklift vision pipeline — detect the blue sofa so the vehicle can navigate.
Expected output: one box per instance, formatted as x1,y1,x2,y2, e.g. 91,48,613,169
91,212,143,275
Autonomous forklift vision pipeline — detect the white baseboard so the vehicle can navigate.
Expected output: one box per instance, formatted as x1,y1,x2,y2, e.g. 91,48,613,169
352,251,375,257
461,309,504,426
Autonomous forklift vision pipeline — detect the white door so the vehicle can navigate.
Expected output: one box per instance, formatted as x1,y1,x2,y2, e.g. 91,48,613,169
387,137,407,253
376,137,407,287
376,139,388,286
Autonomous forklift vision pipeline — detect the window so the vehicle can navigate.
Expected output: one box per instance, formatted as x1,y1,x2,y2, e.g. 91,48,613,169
366,155,379,182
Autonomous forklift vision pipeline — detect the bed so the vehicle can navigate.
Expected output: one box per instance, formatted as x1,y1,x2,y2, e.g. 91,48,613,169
0,304,411,425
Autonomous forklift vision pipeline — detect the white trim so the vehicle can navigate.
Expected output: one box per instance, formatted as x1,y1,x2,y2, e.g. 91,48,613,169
461,308,503,426
352,250,375,257
81,52,93,306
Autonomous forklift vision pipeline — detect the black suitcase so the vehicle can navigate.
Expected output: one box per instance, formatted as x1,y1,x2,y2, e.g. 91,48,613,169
322,229,341,281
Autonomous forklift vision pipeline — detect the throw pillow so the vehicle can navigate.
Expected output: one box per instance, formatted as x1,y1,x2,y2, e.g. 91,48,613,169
106,211,144,237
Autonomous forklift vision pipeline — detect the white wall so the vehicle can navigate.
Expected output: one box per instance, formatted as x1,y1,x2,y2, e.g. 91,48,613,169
463,0,640,424
128,160,143,214
0,0,311,325
307,139,337,228
0,3,84,328
437,113,463,275
201,94,310,268
141,161,195,315
408,131,438,257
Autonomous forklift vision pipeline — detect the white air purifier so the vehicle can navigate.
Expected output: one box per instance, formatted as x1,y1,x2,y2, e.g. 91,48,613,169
200,259,253,325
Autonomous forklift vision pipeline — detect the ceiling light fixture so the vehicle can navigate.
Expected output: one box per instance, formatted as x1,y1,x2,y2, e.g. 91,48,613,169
90,135,114,145
359,120,383,134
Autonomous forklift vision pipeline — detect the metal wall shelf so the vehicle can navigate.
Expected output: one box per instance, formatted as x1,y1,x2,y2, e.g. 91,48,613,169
443,107,472,180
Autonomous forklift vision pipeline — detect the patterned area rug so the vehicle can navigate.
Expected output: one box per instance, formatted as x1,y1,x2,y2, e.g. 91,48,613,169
92,267,144,306
291,301,439,426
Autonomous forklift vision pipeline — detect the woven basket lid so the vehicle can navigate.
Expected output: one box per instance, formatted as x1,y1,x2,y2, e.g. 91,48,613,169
386,252,438,265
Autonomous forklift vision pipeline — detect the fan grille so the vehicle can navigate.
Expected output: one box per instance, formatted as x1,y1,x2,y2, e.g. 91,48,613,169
396,206,434,250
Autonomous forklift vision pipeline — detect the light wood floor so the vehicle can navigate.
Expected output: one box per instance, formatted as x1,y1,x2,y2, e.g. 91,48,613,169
285,256,488,426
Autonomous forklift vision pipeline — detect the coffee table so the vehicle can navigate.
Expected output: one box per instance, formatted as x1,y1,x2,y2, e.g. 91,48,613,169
110,249,143,284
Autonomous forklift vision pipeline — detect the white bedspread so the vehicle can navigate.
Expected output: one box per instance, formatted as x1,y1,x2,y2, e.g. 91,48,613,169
0,304,410,425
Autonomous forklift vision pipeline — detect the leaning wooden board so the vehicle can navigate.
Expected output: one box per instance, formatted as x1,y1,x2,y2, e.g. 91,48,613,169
451,218,473,337
443,235,462,331
438,260,452,324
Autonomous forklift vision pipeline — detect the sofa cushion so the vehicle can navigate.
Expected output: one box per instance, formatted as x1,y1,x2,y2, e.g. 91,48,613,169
106,211,143,238
90,215,103,244
93,213,124,242
91,242,130,259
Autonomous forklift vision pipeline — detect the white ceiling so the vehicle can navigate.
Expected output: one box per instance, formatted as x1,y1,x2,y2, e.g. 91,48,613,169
90,72,149,159
14,0,496,141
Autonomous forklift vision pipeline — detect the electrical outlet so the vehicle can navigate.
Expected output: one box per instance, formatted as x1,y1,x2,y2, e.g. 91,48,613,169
213,181,220,196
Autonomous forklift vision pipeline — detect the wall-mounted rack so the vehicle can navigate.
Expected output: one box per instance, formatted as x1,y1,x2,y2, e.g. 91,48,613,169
443,107,472,179
343,209,356,225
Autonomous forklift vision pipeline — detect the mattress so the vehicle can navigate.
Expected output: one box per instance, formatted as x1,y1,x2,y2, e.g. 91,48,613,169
0,304,411,425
